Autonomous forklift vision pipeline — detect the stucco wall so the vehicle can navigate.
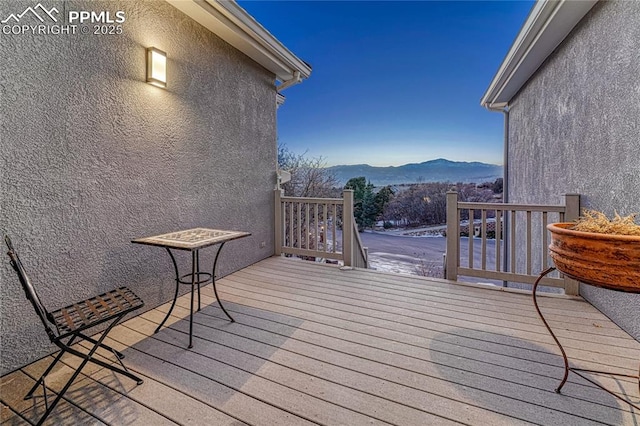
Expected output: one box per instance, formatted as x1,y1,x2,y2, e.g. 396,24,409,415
507,0,639,340
1,0,277,374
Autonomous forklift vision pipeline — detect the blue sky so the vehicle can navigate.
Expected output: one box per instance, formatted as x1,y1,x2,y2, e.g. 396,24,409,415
239,1,534,167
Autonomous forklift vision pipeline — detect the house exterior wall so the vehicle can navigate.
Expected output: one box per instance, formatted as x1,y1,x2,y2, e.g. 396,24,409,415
507,0,640,340
0,0,277,374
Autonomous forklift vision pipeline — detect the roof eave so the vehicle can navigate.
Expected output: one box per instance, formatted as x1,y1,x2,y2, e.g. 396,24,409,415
481,0,598,110
166,0,311,83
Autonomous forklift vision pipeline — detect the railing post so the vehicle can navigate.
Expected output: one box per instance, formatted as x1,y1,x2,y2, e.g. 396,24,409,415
563,193,581,295
364,247,369,269
274,189,283,256
343,189,354,267
446,189,459,281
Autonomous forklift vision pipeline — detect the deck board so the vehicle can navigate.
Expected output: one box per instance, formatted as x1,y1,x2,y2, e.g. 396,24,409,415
219,278,639,368
156,305,628,425
2,256,639,425
170,299,639,407
242,263,628,335
144,311,518,425
228,268,637,349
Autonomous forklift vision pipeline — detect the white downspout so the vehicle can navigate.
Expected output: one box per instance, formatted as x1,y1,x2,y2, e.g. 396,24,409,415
501,106,510,287
484,102,509,204
483,102,510,286
277,70,302,92
502,106,509,205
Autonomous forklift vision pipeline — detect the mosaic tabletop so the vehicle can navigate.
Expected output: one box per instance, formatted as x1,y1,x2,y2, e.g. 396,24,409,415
132,228,251,250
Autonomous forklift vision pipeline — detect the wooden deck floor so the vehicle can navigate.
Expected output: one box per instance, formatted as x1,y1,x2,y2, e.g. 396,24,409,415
2,256,639,425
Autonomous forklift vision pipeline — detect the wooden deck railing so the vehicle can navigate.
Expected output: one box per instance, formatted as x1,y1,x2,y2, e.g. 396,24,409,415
274,189,368,268
445,190,580,294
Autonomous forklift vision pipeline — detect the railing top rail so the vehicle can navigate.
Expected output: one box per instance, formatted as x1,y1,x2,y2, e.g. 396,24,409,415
280,196,344,203
457,202,566,213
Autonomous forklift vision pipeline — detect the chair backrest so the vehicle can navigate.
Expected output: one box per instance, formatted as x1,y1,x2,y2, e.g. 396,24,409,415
4,236,57,341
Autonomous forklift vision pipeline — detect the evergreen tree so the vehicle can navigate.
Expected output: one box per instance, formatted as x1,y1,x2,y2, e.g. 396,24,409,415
344,177,379,231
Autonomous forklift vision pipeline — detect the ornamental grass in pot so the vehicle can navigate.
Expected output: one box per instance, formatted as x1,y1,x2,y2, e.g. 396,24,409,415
548,210,640,293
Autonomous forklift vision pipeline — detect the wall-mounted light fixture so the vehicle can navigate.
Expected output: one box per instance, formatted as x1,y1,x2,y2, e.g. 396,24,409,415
146,47,167,88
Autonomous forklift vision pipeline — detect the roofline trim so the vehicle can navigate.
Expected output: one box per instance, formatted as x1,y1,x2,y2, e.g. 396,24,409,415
166,0,311,83
481,0,597,109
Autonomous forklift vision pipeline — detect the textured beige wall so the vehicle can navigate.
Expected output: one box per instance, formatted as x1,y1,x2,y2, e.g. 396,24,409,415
1,0,277,373
507,1,639,339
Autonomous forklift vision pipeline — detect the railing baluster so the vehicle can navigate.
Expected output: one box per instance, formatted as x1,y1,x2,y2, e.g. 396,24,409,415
481,209,487,270
526,210,532,275
296,202,302,249
468,209,474,269
542,211,548,270
304,203,312,250
324,203,328,252
495,209,501,272
282,201,287,248
457,208,461,268
314,203,319,253
281,201,285,247
288,201,293,248
332,202,337,254
510,210,516,273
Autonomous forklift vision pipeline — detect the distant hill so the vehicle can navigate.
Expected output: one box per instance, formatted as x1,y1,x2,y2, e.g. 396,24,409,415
327,158,503,186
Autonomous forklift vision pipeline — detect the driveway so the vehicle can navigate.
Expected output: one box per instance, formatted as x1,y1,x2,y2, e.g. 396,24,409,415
360,230,498,279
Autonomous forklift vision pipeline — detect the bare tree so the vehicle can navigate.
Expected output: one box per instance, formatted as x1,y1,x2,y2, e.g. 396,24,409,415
383,181,498,227
278,145,340,197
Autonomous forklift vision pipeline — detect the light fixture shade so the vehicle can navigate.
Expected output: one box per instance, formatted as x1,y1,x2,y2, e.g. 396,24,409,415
146,47,167,88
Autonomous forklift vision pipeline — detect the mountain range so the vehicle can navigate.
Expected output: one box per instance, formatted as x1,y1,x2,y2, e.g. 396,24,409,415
326,158,503,186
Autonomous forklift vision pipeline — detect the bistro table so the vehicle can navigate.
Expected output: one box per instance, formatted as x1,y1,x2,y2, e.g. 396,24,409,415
132,228,250,348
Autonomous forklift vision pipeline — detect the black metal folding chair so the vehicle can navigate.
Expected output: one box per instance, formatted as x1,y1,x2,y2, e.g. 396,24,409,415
4,236,145,426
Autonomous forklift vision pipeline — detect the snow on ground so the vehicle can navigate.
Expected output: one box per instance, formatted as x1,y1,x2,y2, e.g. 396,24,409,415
368,251,499,285
366,252,423,275
370,225,446,238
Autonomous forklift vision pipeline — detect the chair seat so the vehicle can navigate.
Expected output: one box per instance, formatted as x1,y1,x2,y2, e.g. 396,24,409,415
50,287,144,337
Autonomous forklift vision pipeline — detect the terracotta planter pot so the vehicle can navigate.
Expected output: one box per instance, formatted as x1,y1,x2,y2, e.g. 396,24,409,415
547,223,640,293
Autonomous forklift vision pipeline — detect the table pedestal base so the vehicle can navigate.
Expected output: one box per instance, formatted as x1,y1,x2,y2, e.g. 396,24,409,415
533,267,640,409
155,242,234,348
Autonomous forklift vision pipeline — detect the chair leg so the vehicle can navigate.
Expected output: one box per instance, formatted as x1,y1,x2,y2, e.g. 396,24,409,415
25,336,76,400
64,345,144,385
76,332,125,359
34,314,139,426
